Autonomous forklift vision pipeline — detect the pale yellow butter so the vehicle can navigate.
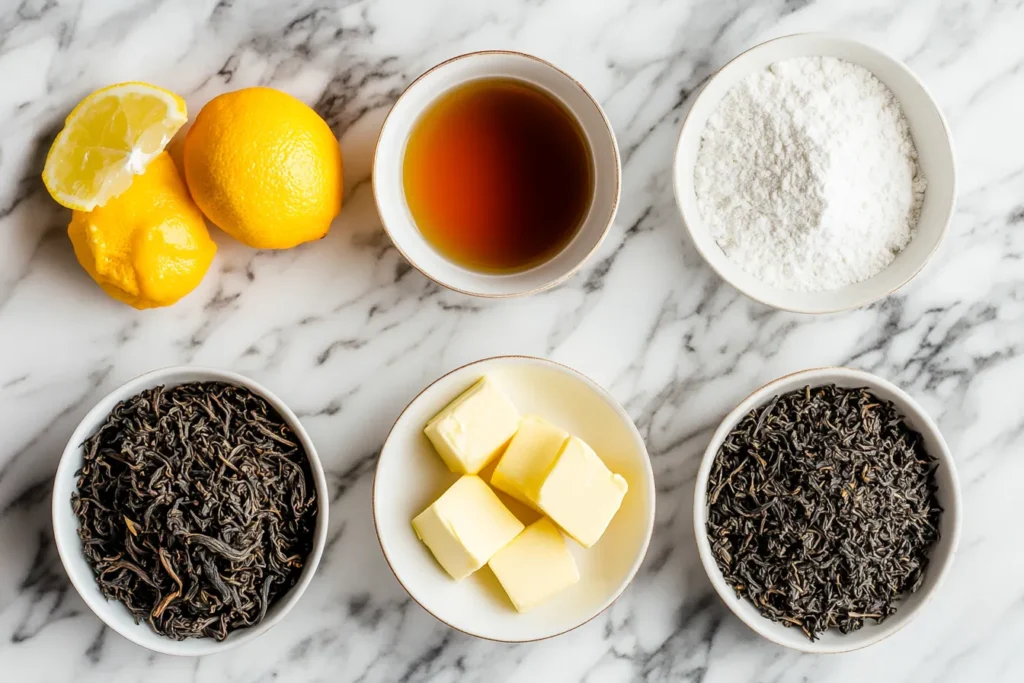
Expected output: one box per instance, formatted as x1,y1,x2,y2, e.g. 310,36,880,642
488,517,579,612
490,415,568,507
411,475,524,580
423,377,521,474
536,436,628,548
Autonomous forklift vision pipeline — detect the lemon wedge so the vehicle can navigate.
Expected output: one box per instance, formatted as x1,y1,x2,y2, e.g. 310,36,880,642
42,82,187,211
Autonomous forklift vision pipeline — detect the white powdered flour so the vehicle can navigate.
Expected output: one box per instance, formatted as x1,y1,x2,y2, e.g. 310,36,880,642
694,56,927,292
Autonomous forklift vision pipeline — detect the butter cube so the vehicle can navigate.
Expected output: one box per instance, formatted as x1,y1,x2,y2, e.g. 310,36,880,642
490,415,568,507
424,377,521,474
412,475,524,580
488,518,580,612
536,436,628,548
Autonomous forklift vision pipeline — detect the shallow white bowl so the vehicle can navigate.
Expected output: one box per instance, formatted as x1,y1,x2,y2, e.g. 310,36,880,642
373,50,620,298
51,366,330,656
693,367,962,653
673,33,956,313
374,356,655,641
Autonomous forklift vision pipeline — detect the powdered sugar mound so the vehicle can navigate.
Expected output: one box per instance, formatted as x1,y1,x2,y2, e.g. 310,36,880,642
694,56,927,292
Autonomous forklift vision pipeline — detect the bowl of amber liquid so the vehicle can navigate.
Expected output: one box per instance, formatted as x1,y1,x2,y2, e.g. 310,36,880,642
373,50,620,297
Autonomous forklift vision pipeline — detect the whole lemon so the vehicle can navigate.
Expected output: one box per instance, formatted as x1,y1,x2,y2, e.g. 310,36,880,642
183,87,343,249
68,152,216,309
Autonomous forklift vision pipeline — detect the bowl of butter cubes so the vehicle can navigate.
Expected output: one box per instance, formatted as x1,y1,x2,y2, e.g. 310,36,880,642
373,355,656,641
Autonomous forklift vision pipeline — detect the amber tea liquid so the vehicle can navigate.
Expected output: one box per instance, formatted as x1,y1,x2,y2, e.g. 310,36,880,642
403,78,593,273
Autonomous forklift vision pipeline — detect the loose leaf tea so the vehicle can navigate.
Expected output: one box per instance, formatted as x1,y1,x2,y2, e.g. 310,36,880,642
72,382,318,640
706,384,941,640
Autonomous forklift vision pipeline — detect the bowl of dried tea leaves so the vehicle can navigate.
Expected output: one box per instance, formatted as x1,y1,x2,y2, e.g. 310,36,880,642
693,367,961,653
52,366,329,656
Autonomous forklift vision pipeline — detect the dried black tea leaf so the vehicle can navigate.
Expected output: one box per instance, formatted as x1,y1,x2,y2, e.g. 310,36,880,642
72,382,318,641
706,384,942,640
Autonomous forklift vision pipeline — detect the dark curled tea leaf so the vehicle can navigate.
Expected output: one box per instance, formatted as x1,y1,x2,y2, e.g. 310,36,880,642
71,382,318,641
706,384,942,640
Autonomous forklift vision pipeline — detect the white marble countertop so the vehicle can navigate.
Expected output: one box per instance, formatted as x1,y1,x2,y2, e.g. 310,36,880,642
1,0,1022,681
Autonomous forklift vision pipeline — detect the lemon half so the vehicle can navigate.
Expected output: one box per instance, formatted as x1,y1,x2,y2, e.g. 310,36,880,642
43,82,187,211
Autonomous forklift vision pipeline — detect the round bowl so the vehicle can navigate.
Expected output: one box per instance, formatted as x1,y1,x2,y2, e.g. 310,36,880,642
693,367,962,653
673,33,956,313
373,50,620,298
51,366,330,656
373,355,655,641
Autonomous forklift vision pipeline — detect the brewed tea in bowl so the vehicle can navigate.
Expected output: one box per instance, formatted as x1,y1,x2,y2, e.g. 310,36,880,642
374,50,620,297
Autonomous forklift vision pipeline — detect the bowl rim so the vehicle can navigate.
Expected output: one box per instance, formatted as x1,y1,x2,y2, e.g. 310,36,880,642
691,366,963,653
50,365,330,657
371,354,656,642
672,32,958,314
371,49,622,299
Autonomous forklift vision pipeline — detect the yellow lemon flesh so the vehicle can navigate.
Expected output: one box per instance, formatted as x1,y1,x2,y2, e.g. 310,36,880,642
43,82,187,211
183,87,343,250
68,152,216,309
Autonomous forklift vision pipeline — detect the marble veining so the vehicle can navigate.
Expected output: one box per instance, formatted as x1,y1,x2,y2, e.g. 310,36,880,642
1,0,1023,681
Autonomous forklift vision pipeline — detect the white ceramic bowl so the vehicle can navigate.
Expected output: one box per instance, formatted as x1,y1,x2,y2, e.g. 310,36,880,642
51,366,330,656
673,33,956,313
373,51,620,297
693,367,962,653
373,356,655,641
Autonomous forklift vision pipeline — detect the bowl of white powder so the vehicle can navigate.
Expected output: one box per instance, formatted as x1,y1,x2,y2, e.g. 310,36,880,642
673,33,955,313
